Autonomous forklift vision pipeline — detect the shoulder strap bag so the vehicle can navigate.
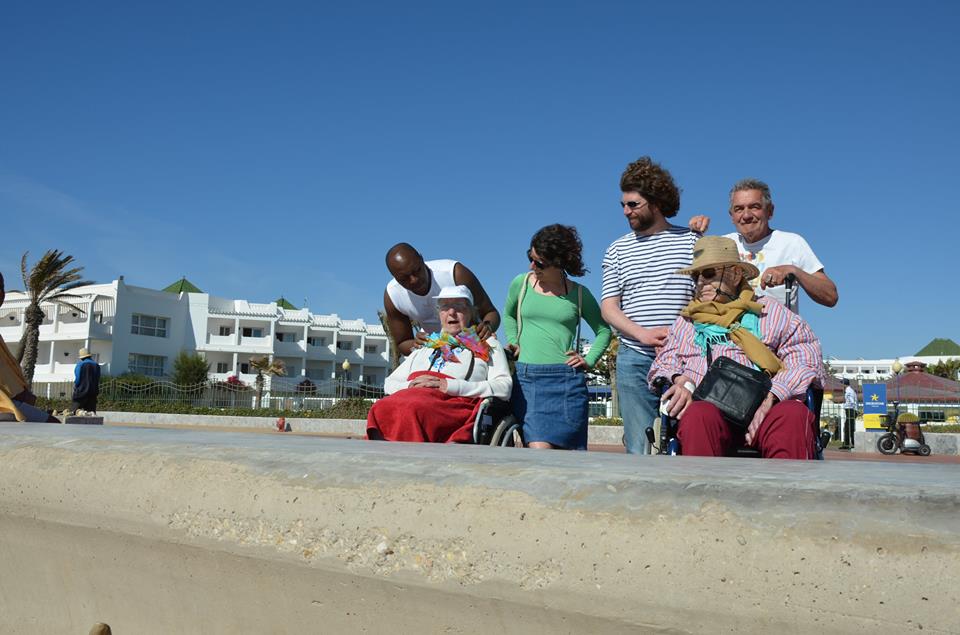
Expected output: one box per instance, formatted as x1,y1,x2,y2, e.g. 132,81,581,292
692,342,773,430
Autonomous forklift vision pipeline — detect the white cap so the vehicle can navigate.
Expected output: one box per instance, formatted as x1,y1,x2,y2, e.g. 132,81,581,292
433,285,474,304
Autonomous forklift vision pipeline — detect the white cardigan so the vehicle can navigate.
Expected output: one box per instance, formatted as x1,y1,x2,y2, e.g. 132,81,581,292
384,336,512,399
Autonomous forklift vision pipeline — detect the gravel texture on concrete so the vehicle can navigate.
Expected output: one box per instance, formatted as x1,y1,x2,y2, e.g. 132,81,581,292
0,422,957,634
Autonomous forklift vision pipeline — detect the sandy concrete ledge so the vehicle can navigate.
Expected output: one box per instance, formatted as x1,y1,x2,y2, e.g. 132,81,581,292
0,423,957,634
99,410,629,446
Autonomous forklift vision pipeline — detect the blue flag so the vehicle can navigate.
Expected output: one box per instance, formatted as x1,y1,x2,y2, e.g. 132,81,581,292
862,383,887,414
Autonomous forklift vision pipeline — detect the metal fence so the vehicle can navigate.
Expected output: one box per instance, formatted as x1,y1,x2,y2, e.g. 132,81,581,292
32,376,385,411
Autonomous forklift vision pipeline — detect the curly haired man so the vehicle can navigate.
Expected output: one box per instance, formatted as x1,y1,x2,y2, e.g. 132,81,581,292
600,157,700,454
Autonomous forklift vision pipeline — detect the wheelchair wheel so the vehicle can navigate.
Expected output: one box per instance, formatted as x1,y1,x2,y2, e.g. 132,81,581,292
877,433,898,455
918,444,931,457
491,417,523,447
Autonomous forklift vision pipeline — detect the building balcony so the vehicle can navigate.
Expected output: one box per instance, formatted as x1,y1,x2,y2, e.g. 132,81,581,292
305,345,335,360
361,354,389,368
274,341,306,357
206,334,238,347
239,335,272,349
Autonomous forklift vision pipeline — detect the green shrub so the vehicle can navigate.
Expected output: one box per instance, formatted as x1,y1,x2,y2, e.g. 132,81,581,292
172,352,210,386
35,396,375,420
590,416,623,426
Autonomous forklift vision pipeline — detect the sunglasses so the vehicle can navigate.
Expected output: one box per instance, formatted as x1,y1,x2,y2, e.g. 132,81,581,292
527,249,547,270
694,267,724,281
620,200,648,210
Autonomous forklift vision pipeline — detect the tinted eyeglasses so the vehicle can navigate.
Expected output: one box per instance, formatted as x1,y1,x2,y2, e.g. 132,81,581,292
527,249,546,270
693,267,722,281
620,200,648,210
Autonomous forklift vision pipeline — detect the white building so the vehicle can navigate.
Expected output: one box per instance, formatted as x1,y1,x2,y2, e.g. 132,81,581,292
0,277,390,387
828,355,960,381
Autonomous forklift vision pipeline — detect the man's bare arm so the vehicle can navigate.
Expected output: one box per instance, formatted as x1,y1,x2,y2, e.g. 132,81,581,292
383,289,418,357
761,266,838,308
453,262,501,336
600,297,667,348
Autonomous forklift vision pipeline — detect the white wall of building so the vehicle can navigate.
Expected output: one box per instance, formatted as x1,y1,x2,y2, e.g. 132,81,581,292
829,355,960,381
1,278,390,387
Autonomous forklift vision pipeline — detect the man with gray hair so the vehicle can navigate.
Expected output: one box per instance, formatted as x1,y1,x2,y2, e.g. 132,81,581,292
689,179,838,313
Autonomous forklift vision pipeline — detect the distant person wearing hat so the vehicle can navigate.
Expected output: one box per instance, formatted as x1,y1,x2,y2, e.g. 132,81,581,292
649,236,824,459
384,243,500,357
687,179,838,313
72,348,101,415
842,378,858,450
0,273,58,422
367,285,511,443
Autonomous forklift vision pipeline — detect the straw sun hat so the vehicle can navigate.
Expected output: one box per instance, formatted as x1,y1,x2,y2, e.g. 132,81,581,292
676,236,760,279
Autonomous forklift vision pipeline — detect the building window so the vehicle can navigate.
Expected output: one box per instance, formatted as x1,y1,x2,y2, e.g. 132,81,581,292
128,353,165,377
240,363,250,374
364,345,377,354
219,326,232,336
216,362,229,373
276,332,297,342
307,336,327,347
919,410,945,423
242,327,264,338
131,314,168,338
337,340,353,351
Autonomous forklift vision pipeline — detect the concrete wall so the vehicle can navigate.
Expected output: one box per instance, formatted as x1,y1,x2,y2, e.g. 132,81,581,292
1,423,958,634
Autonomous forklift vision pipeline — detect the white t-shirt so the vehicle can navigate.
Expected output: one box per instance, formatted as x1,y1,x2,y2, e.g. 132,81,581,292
844,385,857,409
385,259,457,333
724,230,824,314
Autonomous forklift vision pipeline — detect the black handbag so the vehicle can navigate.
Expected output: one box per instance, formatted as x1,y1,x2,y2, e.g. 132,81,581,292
692,343,772,430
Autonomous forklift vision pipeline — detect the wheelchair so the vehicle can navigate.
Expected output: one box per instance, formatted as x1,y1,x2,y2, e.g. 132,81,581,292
473,397,524,447
646,379,831,459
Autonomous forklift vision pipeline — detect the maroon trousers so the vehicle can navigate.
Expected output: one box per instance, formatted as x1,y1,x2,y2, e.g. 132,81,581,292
677,400,815,460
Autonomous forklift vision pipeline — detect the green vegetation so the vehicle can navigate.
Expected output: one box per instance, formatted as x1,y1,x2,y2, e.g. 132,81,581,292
171,352,211,386
590,416,623,426
915,338,960,356
17,250,92,386
36,396,374,420
926,358,960,381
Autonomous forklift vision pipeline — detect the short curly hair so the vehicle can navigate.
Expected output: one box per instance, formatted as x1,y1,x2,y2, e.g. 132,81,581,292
530,224,587,277
619,156,681,217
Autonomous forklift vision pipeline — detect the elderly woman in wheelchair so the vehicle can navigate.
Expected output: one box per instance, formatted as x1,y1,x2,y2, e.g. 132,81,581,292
366,285,512,443
648,236,824,459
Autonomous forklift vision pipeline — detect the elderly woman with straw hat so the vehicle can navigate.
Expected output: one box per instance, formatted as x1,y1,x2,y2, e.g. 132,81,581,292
648,236,824,459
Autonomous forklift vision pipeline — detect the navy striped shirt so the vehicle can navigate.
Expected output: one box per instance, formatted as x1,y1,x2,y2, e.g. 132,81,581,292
601,225,698,356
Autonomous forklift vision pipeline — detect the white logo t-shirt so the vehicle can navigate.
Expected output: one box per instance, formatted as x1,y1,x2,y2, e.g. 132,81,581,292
725,230,824,314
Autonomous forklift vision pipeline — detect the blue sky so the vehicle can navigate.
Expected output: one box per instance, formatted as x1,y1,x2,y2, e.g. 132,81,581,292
2,1,957,359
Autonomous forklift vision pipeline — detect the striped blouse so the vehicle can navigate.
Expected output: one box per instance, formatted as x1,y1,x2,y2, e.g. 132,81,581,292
648,296,824,402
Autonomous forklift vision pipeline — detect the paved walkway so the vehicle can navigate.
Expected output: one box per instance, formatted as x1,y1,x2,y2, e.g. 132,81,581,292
105,421,959,463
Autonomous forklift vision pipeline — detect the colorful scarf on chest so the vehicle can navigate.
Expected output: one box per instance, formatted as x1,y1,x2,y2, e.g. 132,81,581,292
421,326,491,370
681,288,781,376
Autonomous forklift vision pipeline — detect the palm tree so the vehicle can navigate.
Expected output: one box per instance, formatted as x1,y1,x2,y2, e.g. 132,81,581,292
18,250,93,387
249,356,286,409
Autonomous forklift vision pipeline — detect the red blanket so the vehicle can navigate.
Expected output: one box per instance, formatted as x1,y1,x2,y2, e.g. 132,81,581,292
366,372,481,443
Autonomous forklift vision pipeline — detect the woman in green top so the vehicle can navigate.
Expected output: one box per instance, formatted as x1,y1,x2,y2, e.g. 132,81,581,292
504,224,612,450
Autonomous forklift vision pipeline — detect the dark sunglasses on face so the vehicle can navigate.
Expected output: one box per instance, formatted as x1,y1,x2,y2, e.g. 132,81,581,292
694,267,721,281
527,250,546,270
620,200,648,209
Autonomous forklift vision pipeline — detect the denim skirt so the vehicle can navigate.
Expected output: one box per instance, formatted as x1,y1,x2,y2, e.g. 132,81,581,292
511,362,589,450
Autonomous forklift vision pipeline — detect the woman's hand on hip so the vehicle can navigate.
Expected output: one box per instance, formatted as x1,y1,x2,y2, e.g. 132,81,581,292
565,350,587,369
